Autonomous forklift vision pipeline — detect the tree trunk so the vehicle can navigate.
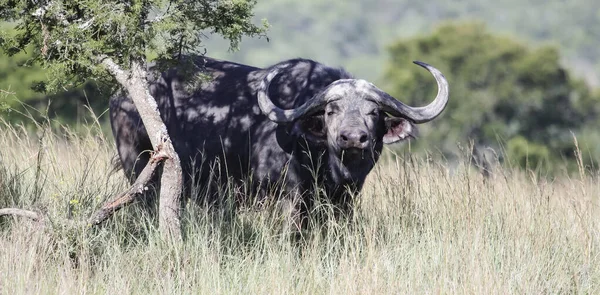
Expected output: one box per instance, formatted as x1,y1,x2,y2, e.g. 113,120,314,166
101,57,183,240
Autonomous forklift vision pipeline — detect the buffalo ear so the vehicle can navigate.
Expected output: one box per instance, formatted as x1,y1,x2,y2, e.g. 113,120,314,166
383,117,417,144
293,114,327,143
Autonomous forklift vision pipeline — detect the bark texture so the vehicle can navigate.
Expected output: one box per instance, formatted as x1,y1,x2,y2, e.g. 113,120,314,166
101,57,183,240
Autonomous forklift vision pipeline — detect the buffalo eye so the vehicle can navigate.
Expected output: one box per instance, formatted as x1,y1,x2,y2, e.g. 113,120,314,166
367,110,378,117
327,111,335,116
300,115,326,138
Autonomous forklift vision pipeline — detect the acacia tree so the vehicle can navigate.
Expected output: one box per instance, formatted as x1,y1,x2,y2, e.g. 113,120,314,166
0,0,267,239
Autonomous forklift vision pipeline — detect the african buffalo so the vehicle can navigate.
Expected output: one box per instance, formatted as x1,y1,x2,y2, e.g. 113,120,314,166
109,56,448,218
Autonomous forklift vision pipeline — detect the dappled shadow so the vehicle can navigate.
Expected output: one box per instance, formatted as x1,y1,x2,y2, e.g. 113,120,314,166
110,56,351,201
109,55,433,220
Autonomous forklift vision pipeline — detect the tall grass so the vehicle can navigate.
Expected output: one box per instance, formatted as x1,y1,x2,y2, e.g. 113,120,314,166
0,121,599,294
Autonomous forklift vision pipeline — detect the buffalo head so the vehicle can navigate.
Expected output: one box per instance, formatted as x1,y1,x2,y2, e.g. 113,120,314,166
257,61,449,184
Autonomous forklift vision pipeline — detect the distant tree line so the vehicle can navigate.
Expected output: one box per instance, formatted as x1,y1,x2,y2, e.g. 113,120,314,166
205,0,600,86
383,22,600,173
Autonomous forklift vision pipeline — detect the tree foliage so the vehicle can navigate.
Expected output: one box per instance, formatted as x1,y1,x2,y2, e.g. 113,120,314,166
0,41,110,126
0,0,266,91
0,1,266,127
383,22,600,172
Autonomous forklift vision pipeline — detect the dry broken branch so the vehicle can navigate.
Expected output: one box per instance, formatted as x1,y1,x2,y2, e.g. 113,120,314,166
0,208,43,222
89,148,168,225
0,148,167,230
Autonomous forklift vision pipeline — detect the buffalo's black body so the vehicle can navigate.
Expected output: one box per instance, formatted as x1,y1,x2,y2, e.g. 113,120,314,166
110,56,447,217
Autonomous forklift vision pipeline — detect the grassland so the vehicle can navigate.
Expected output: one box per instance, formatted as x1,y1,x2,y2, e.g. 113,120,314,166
0,121,599,294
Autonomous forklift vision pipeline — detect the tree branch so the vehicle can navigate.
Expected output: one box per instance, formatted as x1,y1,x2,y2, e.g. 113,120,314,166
98,56,164,148
98,55,131,86
0,208,42,222
0,145,168,228
89,147,169,225
145,0,175,24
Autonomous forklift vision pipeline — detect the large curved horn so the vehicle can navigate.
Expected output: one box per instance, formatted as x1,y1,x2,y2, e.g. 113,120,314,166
258,61,448,124
370,61,449,124
257,66,334,123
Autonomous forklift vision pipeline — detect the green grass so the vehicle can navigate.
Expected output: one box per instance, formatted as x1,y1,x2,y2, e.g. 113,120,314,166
0,121,599,294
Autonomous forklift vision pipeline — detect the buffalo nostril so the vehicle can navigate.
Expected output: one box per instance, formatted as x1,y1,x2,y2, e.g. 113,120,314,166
340,134,348,142
359,134,368,143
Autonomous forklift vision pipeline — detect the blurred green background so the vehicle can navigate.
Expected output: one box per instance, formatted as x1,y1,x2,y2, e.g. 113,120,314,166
1,0,599,173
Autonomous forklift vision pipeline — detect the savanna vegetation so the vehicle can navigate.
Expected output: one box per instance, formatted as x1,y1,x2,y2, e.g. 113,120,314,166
0,121,599,293
1,0,600,293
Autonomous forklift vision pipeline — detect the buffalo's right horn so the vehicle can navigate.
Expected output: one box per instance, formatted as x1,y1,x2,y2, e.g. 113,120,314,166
257,66,335,123
367,61,449,124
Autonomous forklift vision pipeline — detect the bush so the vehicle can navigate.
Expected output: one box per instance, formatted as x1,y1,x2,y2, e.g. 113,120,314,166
383,22,600,173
